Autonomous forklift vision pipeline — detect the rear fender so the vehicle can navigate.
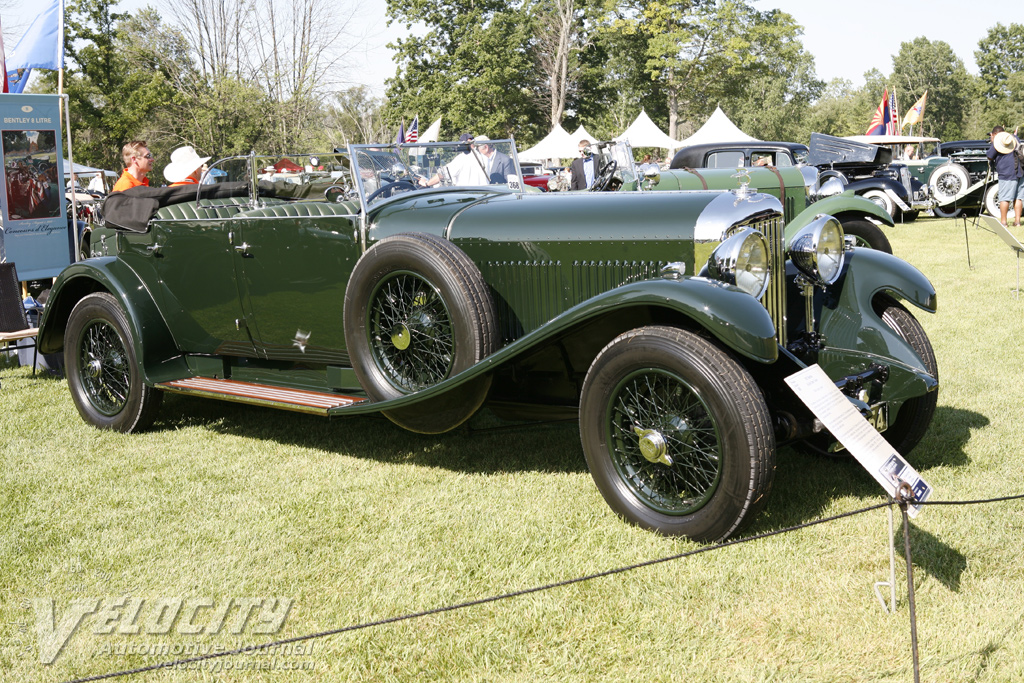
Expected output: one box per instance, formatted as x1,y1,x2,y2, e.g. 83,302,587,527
38,259,188,384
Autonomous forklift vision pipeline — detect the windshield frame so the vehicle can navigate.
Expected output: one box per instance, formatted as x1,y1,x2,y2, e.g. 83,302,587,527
347,139,524,213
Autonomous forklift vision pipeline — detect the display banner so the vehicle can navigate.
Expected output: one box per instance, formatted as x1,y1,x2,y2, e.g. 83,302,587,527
0,93,70,280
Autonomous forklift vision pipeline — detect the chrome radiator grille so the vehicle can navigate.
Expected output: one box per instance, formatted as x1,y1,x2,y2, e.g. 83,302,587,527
755,214,787,348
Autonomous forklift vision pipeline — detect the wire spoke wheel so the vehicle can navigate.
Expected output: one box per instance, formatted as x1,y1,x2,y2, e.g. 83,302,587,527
580,326,775,542
64,292,162,432
369,271,455,391
607,368,722,515
79,319,131,416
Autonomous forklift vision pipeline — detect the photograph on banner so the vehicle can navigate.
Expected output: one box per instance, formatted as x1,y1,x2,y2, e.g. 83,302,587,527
3,130,62,219
784,364,933,517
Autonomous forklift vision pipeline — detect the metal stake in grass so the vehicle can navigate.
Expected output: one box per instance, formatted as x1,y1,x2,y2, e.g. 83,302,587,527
895,481,921,683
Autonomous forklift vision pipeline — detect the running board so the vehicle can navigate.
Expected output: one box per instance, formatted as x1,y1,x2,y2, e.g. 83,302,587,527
157,377,366,415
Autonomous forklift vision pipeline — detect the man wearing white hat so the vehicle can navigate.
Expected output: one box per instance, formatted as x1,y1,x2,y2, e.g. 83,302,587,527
164,146,212,186
987,126,1023,227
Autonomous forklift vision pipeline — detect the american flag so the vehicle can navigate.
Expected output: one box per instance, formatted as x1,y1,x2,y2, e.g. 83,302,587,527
407,116,419,144
886,90,900,136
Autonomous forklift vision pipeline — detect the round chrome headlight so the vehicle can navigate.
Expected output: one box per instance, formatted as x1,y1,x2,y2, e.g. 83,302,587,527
789,214,845,286
816,176,846,198
706,227,771,299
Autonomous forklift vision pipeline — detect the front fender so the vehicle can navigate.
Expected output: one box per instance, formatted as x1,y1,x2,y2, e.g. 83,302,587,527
38,258,188,384
847,176,909,202
330,277,779,416
815,248,937,402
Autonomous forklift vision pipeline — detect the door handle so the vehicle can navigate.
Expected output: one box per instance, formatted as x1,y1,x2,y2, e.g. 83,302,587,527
146,243,163,256
234,242,252,257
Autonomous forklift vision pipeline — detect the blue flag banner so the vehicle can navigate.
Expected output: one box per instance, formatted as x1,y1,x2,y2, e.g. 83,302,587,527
5,0,64,93
0,94,72,279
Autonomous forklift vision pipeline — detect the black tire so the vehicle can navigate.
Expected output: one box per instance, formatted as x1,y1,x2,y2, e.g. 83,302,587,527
64,292,163,432
899,210,919,222
929,163,970,204
932,204,962,218
862,189,895,218
343,232,498,433
874,296,938,456
841,218,893,254
579,326,775,542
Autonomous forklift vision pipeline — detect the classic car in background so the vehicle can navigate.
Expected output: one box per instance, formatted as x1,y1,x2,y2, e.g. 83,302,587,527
843,135,994,219
598,139,894,253
669,141,809,169
806,133,934,222
38,139,939,543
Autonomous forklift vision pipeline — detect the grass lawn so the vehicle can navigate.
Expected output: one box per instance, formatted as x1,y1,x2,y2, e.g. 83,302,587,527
2,215,1023,682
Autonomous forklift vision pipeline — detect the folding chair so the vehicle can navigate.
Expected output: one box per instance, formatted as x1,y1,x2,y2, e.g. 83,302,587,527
0,263,39,375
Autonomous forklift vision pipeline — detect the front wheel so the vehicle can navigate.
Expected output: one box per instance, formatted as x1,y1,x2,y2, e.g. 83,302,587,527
840,218,892,253
65,292,163,432
579,326,775,542
932,203,962,218
929,163,970,204
875,296,938,456
862,189,895,219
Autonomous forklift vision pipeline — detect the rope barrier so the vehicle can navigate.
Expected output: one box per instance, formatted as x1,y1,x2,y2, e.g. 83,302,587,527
58,491,1024,683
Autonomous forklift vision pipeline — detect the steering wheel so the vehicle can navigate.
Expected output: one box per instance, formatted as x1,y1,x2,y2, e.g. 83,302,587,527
590,160,618,192
366,180,416,202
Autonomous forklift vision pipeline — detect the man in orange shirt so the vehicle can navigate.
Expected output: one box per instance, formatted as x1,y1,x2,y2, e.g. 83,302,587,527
163,146,211,186
110,141,154,192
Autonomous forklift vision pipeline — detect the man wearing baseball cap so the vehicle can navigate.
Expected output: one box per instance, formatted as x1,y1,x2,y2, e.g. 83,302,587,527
987,126,1023,227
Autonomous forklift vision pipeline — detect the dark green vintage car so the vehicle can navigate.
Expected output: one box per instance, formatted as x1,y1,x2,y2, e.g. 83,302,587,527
585,139,896,253
38,140,939,542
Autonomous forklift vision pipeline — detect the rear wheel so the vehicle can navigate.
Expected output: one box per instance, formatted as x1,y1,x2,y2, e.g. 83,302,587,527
875,296,938,456
65,292,162,432
579,326,775,542
929,163,970,204
985,183,1018,222
840,218,892,254
862,189,895,219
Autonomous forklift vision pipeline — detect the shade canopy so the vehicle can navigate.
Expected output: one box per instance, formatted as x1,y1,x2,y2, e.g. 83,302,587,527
518,124,577,161
614,110,684,150
675,107,757,146
61,159,117,177
570,125,596,144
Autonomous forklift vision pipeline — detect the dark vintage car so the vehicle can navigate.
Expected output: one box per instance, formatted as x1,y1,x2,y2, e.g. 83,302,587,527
38,139,939,542
599,140,894,253
805,133,934,222
670,141,808,170
923,140,995,218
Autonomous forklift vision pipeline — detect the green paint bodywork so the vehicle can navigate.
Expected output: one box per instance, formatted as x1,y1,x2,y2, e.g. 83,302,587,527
39,158,937,428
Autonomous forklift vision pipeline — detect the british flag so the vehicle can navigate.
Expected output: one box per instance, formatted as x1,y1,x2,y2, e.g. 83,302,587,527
407,116,419,144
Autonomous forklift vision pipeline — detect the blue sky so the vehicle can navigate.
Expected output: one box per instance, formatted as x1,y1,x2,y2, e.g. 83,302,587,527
3,0,1006,97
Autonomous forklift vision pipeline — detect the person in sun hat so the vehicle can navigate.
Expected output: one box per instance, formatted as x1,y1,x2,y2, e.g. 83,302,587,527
163,146,212,186
987,126,1023,227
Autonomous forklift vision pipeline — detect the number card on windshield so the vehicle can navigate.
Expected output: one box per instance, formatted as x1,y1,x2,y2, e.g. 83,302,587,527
785,364,932,517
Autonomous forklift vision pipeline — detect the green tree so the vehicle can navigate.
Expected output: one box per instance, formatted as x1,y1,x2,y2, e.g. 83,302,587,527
890,37,975,140
975,23,1024,133
385,0,542,141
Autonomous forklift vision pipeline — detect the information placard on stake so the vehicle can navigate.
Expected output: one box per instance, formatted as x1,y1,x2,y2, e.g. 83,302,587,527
785,364,932,517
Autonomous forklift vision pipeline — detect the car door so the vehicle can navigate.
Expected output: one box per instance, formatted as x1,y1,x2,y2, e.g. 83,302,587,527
231,208,362,364
119,209,257,357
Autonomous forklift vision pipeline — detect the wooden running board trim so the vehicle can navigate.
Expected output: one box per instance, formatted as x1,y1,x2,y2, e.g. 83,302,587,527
157,377,365,415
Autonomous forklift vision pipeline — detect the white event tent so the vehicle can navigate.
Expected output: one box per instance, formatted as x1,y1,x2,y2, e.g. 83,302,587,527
570,124,596,144
614,110,684,150
675,106,757,146
517,123,577,162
